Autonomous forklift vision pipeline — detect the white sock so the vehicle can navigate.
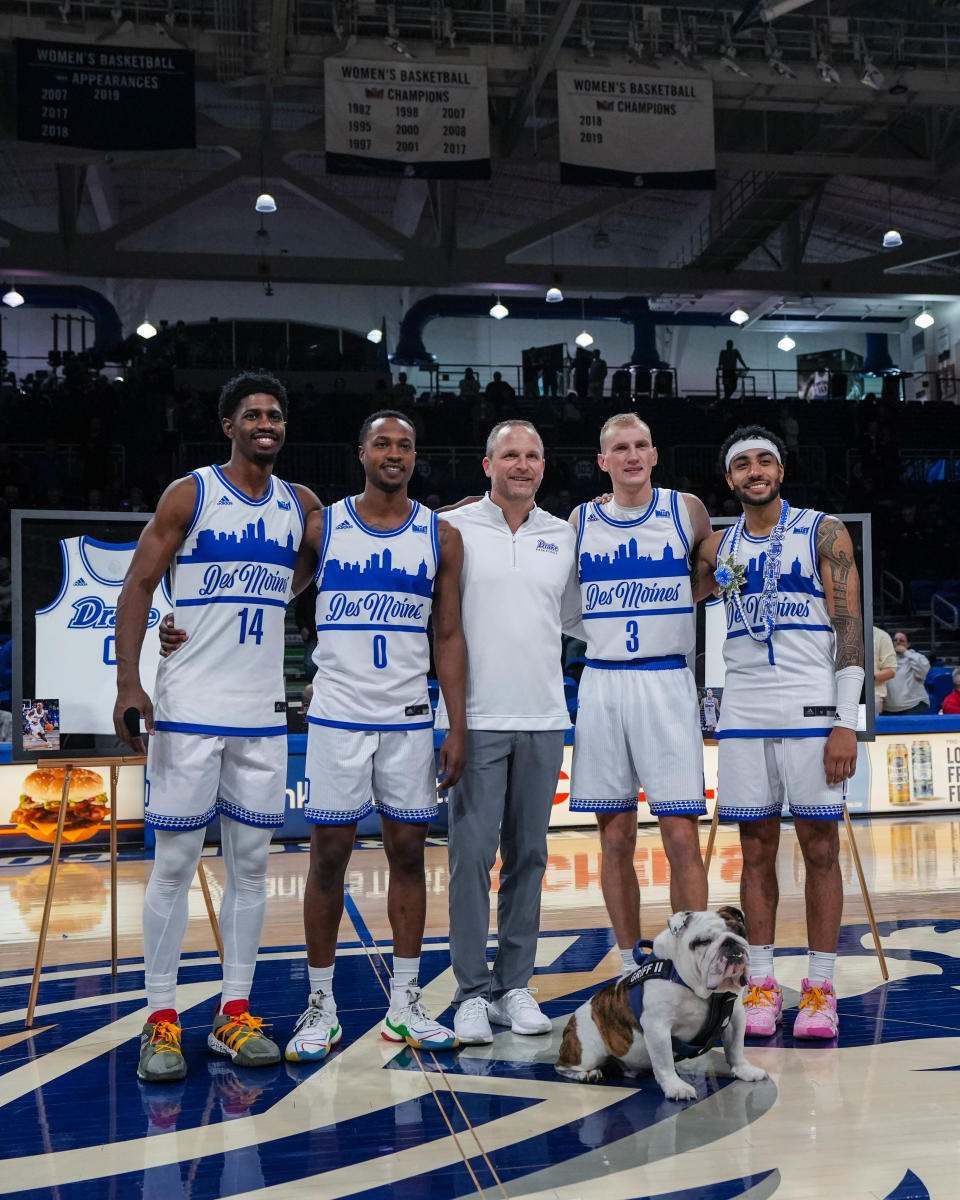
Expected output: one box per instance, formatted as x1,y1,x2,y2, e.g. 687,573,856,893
619,948,636,978
748,943,776,981
391,956,420,1005
807,951,837,984
308,963,335,1004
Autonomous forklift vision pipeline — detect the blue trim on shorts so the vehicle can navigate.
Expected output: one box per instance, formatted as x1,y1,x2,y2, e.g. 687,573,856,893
715,727,832,739
717,804,783,821
790,804,844,820
145,805,217,831
585,655,687,671
569,797,637,812
217,797,284,827
154,721,288,736
379,802,439,823
304,802,375,825
650,799,708,816
306,716,434,731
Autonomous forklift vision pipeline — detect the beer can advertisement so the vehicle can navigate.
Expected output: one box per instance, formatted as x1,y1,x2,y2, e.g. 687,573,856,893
867,733,960,812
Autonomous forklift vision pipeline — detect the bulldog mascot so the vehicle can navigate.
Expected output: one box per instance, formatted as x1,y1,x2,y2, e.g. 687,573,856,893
556,907,768,1101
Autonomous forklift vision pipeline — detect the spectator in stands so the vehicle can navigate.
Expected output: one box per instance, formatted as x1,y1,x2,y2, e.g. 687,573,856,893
484,371,515,412
458,368,480,399
572,346,591,400
884,631,931,715
940,668,960,714
587,349,607,399
391,372,416,405
718,339,747,401
873,626,897,714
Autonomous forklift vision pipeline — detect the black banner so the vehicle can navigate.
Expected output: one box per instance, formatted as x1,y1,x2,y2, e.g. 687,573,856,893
16,38,195,151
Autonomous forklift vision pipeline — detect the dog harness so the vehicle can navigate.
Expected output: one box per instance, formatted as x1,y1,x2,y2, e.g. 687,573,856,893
623,940,737,1061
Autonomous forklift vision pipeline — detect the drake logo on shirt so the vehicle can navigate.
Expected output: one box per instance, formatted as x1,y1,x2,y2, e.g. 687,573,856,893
277,499,291,511
537,539,559,554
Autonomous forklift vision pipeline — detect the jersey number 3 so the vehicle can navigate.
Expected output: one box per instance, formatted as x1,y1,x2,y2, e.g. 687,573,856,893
625,619,640,654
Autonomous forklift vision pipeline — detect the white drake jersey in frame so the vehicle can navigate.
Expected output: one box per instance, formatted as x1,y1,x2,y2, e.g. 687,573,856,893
308,497,437,731
35,536,173,735
152,464,304,736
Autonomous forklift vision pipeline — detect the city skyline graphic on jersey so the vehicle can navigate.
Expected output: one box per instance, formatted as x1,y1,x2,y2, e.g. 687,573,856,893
739,550,824,597
177,519,298,568
579,538,689,583
320,546,433,597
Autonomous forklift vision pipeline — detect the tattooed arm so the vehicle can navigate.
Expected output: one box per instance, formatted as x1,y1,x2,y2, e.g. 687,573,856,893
817,516,864,784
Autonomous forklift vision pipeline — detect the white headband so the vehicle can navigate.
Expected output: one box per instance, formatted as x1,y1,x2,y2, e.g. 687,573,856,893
724,438,782,472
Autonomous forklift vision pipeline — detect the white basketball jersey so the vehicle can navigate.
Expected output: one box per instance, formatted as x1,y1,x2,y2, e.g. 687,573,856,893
35,536,173,735
575,489,695,662
308,496,436,730
152,464,304,736
716,506,837,737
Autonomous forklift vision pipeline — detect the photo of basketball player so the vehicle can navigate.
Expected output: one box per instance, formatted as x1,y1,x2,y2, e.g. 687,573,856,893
699,686,722,735
22,698,60,751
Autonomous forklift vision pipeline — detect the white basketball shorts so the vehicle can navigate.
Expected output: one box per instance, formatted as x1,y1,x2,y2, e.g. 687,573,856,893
569,665,706,817
717,735,845,821
145,730,287,830
303,724,438,825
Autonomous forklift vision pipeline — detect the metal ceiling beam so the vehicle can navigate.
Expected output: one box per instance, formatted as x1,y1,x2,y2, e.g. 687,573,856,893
501,0,584,156
485,189,635,257
105,159,250,243
273,161,412,256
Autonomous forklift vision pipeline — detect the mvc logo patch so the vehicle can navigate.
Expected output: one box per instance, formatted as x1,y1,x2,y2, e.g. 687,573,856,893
277,499,291,511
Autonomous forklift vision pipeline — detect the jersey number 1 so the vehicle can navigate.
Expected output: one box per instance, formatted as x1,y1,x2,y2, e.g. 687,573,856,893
238,607,265,645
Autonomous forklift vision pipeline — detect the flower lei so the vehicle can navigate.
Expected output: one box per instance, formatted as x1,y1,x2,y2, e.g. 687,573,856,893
726,499,788,665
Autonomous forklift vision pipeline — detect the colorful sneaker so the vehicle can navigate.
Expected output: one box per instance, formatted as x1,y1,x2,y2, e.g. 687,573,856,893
285,991,342,1063
454,996,493,1045
137,1014,187,1083
487,988,552,1035
208,1060,279,1116
381,985,458,1050
742,976,783,1037
208,1001,281,1067
794,978,839,1040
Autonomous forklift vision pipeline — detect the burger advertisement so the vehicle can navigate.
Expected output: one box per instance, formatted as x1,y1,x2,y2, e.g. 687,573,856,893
0,763,145,850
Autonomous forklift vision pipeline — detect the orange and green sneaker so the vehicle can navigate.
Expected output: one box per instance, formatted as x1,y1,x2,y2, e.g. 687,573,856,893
208,1000,280,1067
138,1012,188,1083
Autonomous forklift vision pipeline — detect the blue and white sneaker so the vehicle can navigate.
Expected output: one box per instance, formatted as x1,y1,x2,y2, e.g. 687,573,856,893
381,984,458,1050
284,991,342,1063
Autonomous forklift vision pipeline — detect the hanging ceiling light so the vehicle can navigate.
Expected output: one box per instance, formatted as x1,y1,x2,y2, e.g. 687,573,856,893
914,310,935,329
137,320,158,339
882,228,903,248
2,284,24,307
575,329,594,348
366,328,384,343
545,286,564,303
255,192,277,213
729,308,749,325
777,334,796,352
489,297,509,319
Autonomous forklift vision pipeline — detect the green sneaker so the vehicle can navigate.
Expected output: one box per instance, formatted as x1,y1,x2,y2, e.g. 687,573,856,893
138,1018,187,1083
208,1005,281,1067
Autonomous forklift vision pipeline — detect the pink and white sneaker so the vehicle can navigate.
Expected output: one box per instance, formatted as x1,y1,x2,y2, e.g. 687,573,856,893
793,978,839,1040
742,975,783,1037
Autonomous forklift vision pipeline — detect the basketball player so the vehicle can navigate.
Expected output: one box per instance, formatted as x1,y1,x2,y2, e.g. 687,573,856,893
285,410,468,1061
568,413,712,980
696,424,864,1040
701,688,719,732
113,372,322,1083
25,702,49,744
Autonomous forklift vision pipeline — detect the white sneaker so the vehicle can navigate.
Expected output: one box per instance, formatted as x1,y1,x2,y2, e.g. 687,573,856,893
284,991,342,1063
381,985,458,1050
487,988,552,1035
454,997,493,1045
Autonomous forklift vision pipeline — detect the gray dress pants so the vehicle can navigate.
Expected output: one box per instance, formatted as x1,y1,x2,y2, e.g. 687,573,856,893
447,729,565,1004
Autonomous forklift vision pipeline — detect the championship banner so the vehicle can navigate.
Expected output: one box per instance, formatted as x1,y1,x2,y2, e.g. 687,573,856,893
556,68,715,189
16,39,195,151
324,57,490,179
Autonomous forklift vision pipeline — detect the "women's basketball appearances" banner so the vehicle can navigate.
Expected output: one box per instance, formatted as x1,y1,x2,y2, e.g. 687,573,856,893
557,69,715,189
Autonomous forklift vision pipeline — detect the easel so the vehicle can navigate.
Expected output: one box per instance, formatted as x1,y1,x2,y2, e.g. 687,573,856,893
25,757,223,1028
701,801,888,980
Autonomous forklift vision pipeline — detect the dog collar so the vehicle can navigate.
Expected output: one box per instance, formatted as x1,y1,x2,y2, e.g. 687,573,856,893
624,941,737,1062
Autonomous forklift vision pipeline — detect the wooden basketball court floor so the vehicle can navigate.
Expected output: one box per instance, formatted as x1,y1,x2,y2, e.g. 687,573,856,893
1,814,959,1200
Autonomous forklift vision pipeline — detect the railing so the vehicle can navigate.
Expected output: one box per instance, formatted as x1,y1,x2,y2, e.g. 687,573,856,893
879,570,904,619
931,593,959,653
430,363,678,402
901,449,960,484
